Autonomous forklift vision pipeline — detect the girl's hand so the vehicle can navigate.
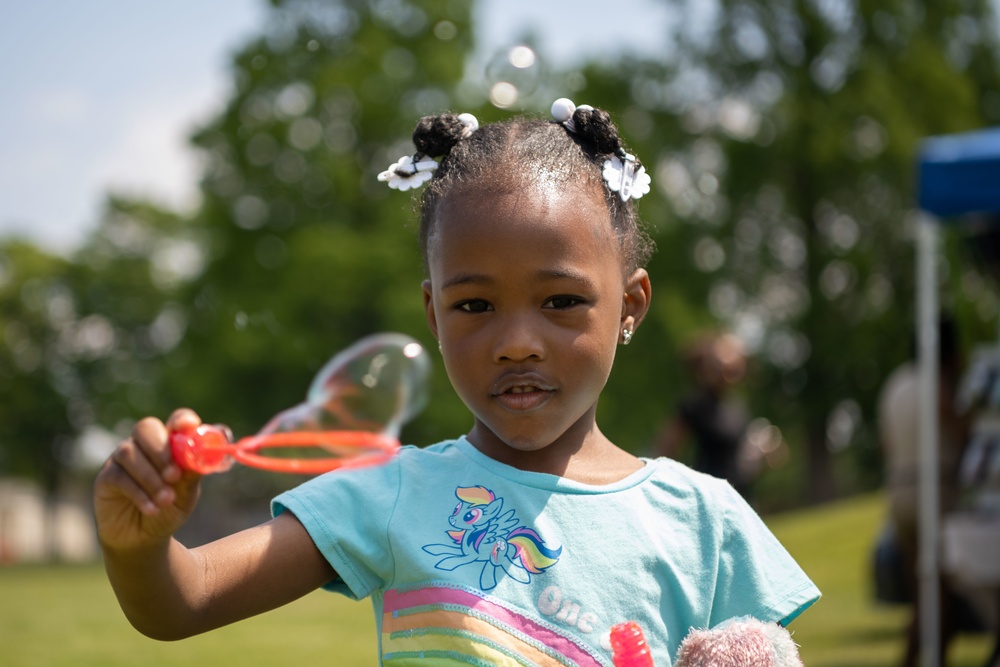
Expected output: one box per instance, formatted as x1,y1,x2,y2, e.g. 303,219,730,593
93,409,204,552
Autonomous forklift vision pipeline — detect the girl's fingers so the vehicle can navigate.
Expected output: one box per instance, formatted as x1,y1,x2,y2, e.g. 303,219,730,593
99,456,164,515
98,410,204,517
108,436,176,511
131,417,179,479
166,408,202,433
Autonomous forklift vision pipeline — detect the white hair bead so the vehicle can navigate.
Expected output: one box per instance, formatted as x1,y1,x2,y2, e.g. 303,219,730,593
457,113,479,136
550,98,576,123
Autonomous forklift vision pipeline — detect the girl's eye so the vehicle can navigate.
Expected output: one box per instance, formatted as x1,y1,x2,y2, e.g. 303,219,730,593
544,295,584,309
458,299,492,313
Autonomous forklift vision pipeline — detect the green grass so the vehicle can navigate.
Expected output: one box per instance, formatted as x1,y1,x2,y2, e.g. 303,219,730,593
0,494,993,665
768,493,993,667
0,564,378,667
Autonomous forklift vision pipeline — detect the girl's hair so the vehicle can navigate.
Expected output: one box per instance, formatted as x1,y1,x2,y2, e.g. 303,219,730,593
412,108,655,273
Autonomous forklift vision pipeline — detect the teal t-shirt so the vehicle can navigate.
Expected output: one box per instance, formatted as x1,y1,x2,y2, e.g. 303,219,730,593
273,437,819,666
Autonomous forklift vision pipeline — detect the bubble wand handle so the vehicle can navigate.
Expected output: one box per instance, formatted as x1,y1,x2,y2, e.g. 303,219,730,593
610,622,655,667
169,423,401,475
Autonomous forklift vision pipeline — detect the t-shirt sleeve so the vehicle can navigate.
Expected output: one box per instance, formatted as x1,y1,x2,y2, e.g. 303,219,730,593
709,482,821,627
272,459,402,601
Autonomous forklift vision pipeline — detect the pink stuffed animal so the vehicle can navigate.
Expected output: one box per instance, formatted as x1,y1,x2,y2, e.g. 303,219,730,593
611,617,803,667
673,617,804,667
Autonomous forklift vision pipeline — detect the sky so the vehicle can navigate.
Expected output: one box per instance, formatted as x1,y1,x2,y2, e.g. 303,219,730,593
0,0,674,254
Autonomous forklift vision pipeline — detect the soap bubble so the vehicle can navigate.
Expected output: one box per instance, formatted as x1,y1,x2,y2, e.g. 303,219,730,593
171,333,431,474
259,332,431,444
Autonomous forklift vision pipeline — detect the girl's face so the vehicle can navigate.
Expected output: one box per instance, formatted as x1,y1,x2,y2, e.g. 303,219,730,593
422,179,650,472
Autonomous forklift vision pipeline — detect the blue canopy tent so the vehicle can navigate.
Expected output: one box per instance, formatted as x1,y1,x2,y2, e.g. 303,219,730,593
920,126,1000,216
915,126,1000,667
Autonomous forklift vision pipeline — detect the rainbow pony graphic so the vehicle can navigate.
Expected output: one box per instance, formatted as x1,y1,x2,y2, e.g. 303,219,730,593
421,486,562,590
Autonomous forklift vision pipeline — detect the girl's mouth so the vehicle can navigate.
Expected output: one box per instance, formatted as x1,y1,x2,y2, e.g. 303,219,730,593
495,386,552,411
491,374,556,411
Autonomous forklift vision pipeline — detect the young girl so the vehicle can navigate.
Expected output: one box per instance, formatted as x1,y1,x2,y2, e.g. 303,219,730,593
94,99,820,665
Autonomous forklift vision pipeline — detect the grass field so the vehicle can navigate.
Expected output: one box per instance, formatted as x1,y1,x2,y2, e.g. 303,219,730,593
768,494,993,667
0,493,994,666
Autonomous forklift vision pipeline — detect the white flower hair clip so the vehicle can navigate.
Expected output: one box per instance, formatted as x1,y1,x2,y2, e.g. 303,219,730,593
551,97,651,202
603,152,652,202
377,154,438,191
377,113,479,192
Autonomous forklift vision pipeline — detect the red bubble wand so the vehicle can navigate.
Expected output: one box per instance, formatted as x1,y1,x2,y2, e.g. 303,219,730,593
169,334,430,475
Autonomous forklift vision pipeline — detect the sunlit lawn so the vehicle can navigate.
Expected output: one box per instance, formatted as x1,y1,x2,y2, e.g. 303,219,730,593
0,563,378,667
0,493,993,666
769,493,993,667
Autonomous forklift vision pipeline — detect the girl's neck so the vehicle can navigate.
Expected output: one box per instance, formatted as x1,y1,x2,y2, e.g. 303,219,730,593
467,420,643,485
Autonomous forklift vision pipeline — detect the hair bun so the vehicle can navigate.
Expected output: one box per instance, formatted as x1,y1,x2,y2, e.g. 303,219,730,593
571,107,623,157
412,114,467,158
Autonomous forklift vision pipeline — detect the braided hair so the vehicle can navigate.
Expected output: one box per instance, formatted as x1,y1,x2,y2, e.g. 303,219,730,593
411,107,655,274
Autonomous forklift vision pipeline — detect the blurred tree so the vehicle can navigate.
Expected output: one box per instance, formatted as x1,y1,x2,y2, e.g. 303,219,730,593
157,0,479,504
639,0,1000,502
9,0,999,517
0,199,197,554
0,241,77,557
0,241,73,479
68,198,198,430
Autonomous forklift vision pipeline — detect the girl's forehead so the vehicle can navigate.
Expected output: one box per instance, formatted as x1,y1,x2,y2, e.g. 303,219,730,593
427,181,623,276
432,179,611,240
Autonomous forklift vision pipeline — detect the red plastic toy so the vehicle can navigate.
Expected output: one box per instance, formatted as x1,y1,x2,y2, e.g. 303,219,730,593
169,333,430,475
169,424,400,475
610,621,655,667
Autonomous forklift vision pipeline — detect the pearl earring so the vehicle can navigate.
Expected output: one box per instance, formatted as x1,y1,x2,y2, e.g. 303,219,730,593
622,328,633,345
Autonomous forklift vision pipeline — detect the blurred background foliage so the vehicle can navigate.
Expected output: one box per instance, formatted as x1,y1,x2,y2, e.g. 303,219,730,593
2,0,1000,524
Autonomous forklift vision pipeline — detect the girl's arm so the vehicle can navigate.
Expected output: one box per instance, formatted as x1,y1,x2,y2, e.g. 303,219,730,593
101,512,335,640
94,409,335,640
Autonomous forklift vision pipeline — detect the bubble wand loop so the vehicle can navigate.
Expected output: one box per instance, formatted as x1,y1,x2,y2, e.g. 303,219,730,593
168,334,431,475
169,426,401,475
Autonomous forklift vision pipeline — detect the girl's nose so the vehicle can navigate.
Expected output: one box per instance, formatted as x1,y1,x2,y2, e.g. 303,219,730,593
493,313,544,362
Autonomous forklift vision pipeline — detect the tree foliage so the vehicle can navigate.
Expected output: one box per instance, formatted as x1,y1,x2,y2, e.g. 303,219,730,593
2,0,1000,512
150,0,474,445
0,241,75,491
622,0,1000,501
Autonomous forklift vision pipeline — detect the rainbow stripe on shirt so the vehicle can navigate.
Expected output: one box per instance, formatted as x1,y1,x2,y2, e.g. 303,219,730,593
381,583,609,667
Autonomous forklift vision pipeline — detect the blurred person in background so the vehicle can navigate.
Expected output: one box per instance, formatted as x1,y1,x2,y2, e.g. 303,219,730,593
878,315,969,667
657,333,758,500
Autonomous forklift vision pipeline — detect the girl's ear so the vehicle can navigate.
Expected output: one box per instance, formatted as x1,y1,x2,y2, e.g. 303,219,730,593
423,279,440,340
620,268,652,337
